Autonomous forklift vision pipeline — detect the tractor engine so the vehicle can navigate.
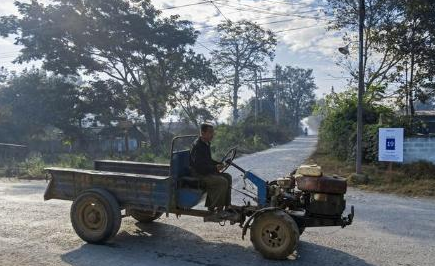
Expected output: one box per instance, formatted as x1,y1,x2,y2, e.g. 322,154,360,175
269,165,347,217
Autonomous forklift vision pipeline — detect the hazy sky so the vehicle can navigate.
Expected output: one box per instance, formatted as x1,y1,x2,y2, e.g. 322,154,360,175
0,0,349,101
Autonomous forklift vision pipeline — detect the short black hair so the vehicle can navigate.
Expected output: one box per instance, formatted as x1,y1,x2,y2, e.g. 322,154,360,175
200,123,214,133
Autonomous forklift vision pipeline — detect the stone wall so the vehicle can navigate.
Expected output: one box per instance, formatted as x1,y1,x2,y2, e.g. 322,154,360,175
404,137,435,163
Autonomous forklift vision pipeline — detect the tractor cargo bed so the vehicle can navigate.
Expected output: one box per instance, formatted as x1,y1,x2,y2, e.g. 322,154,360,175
44,167,171,212
94,160,169,176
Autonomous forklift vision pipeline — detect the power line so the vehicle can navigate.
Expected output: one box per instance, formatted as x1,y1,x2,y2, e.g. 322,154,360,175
196,40,214,52
274,24,327,33
256,0,327,8
193,9,322,31
213,0,329,21
208,1,231,23
217,1,328,16
194,16,299,31
159,1,210,10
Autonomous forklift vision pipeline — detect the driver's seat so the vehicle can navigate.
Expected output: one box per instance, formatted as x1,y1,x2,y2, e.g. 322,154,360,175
180,174,203,189
171,149,206,209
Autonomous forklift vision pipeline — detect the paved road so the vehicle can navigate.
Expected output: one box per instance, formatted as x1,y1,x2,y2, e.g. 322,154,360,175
0,136,434,266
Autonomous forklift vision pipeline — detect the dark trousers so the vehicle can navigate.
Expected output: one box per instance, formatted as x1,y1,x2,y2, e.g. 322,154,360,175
195,172,232,208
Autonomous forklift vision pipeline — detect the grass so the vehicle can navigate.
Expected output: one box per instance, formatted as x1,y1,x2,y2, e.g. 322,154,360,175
307,148,435,198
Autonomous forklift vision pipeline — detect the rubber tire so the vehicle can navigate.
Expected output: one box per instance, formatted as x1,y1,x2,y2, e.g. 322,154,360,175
130,210,163,223
70,188,121,244
250,210,300,260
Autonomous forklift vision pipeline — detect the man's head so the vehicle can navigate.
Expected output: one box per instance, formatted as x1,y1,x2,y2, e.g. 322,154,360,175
200,123,214,142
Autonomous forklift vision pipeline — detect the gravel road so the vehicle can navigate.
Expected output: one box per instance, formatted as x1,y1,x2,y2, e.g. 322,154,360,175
1,135,434,266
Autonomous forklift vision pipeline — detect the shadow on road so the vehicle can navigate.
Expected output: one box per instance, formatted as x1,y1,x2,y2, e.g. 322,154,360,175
61,221,373,266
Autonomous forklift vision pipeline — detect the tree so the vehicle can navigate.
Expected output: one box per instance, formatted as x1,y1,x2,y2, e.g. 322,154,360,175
0,68,85,144
81,80,128,126
278,65,317,131
0,0,214,152
326,0,404,91
212,20,277,124
392,0,435,117
242,65,316,133
167,50,218,127
326,0,435,119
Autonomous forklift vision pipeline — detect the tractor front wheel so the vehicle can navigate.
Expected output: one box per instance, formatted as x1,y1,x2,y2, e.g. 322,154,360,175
250,210,299,260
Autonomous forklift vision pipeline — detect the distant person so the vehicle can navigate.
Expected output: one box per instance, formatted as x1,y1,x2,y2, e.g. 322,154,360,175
190,123,232,212
304,127,308,136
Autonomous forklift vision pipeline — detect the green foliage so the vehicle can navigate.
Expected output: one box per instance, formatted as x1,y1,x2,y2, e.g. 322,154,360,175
247,64,316,133
212,20,277,123
212,120,293,159
325,0,435,116
56,154,92,169
0,0,215,151
276,65,317,130
0,68,85,143
318,88,395,163
19,153,46,178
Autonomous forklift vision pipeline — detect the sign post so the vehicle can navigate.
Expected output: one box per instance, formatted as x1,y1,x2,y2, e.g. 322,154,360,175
378,128,404,164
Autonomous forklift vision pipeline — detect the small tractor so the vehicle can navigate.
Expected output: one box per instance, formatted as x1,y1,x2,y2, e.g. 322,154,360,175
44,135,353,260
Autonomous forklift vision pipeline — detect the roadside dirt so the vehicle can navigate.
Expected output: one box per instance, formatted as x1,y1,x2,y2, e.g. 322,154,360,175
1,136,434,266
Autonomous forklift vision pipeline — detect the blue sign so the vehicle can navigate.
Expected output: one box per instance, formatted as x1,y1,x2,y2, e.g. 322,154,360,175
386,138,395,150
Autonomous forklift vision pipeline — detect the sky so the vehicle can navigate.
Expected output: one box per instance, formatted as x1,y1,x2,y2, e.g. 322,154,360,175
0,0,349,102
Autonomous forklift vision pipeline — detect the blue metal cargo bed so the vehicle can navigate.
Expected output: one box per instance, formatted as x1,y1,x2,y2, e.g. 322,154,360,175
44,167,172,212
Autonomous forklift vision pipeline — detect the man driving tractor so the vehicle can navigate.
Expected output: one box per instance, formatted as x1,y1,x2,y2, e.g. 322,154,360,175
190,123,232,212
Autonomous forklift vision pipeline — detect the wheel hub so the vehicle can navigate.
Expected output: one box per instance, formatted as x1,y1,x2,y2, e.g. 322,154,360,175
79,200,106,231
261,224,285,248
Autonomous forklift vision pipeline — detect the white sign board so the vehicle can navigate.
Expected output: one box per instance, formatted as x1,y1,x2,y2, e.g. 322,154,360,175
378,128,404,162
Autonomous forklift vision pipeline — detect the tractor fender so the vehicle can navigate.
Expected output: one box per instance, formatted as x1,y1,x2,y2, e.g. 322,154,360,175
241,207,280,240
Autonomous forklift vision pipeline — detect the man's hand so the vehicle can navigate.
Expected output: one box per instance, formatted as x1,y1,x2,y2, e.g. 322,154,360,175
216,163,225,172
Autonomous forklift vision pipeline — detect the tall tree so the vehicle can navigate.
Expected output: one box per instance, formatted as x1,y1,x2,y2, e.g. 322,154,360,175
278,65,317,130
244,65,316,132
392,0,435,117
325,0,403,91
0,0,214,151
326,0,435,119
212,20,277,124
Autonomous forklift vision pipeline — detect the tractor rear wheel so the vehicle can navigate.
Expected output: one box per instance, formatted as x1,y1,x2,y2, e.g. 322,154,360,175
130,210,163,223
70,189,121,244
250,210,299,260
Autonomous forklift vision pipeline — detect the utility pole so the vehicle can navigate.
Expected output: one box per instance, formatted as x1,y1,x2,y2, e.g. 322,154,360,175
356,0,365,174
404,60,409,116
254,69,258,125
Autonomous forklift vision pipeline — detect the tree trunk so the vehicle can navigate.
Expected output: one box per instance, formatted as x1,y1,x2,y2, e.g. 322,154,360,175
152,102,161,153
409,53,415,118
232,68,240,124
138,94,159,153
144,112,159,153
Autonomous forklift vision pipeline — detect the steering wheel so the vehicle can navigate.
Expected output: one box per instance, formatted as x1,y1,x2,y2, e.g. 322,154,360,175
219,147,237,173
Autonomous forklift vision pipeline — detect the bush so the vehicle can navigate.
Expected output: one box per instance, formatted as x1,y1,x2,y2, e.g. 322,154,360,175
19,153,46,178
136,151,157,163
317,89,395,163
57,153,92,169
212,120,294,158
